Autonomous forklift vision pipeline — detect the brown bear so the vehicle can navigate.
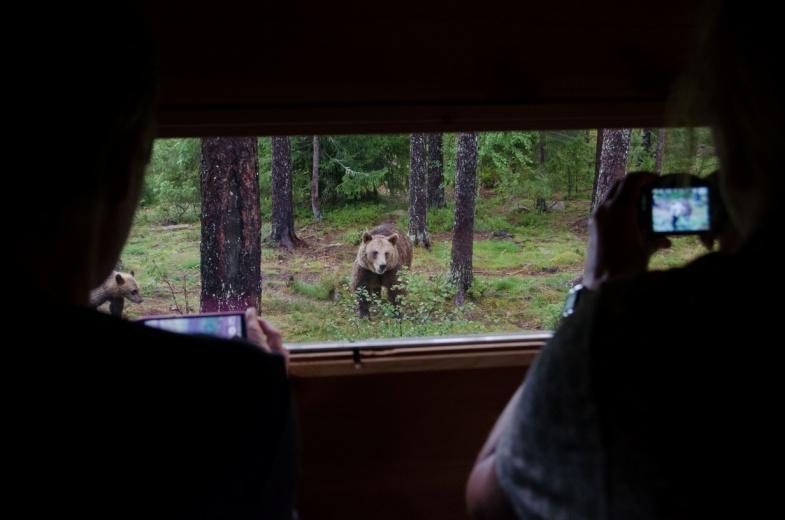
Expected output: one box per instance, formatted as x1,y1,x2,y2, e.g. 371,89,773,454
89,271,144,317
350,224,413,318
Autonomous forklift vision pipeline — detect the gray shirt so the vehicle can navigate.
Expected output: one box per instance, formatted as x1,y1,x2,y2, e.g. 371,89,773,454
494,246,778,519
496,289,605,519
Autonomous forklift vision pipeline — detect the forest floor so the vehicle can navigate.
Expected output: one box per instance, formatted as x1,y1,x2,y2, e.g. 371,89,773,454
118,194,708,343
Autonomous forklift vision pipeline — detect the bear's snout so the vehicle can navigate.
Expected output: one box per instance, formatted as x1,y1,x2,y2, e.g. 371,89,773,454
377,264,387,274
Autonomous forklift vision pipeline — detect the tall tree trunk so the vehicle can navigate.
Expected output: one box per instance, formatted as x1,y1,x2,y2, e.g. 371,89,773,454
687,128,698,174
200,137,261,312
408,133,430,248
591,128,632,211
537,132,546,165
311,135,322,221
581,129,593,195
451,132,478,307
655,128,666,175
427,133,445,209
590,129,604,209
642,128,653,155
269,136,302,249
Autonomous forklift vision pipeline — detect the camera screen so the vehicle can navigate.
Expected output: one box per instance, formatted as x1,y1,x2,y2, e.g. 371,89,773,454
651,186,710,233
142,314,244,339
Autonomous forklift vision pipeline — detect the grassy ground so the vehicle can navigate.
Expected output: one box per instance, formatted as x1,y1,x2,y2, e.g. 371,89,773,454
118,195,708,343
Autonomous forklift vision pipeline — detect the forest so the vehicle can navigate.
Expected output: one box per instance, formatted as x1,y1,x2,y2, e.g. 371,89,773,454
116,128,718,342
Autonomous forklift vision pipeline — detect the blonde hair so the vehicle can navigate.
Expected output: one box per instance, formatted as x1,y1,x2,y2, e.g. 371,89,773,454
674,1,783,235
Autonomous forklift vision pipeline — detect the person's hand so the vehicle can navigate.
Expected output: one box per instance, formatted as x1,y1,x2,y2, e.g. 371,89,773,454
698,225,740,253
698,170,740,253
245,307,289,369
582,172,671,290
699,232,716,251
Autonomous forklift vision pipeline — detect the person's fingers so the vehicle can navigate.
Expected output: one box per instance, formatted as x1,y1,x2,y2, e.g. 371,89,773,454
245,307,271,353
699,233,716,251
647,236,672,256
245,307,258,328
257,317,289,369
258,318,284,353
596,173,657,220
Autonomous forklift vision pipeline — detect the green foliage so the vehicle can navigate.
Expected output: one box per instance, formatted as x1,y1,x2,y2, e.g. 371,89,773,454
539,130,596,200
280,135,410,205
490,276,519,292
475,214,511,233
477,131,537,193
441,133,458,189
427,206,454,233
141,128,719,229
466,277,493,300
336,168,387,200
292,276,338,301
661,128,718,176
325,202,397,228
257,138,273,220
142,139,201,224
506,208,546,228
131,128,721,341
625,128,718,177
627,129,656,171
123,194,711,341
471,130,596,202
339,229,363,246
330,268,483,340
552,251,582,266
321,202,408,246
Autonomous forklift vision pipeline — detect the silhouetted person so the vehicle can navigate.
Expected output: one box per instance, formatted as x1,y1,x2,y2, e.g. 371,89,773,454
467,2,783,518
9,5,296,518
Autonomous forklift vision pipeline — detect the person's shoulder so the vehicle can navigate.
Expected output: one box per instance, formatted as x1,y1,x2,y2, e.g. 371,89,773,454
595,251,731,317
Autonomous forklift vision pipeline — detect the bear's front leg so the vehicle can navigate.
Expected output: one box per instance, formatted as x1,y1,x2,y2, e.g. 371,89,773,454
356,281,382,318
357,287,371,318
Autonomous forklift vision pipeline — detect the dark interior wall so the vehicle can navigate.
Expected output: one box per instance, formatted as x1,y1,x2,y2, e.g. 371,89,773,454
141,0,699,136
293,365,529,519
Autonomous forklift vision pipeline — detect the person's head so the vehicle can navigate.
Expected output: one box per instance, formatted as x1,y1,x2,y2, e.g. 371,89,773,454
13,5,156,304
689,1,783,241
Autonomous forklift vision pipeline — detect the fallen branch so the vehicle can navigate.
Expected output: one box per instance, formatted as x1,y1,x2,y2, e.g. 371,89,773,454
183,275,191,314
155,224,192,231
164,278,183,315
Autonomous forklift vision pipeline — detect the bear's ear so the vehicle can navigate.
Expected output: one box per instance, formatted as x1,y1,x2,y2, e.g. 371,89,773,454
387,233,398,246
362,231,373,243
130,270,135,278
115,273,125,285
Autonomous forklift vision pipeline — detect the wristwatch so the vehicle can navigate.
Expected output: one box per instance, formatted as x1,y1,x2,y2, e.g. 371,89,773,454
561,283,589,319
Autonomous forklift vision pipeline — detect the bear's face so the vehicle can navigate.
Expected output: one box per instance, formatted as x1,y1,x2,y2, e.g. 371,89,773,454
361,232,400,275
115,271,143,303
